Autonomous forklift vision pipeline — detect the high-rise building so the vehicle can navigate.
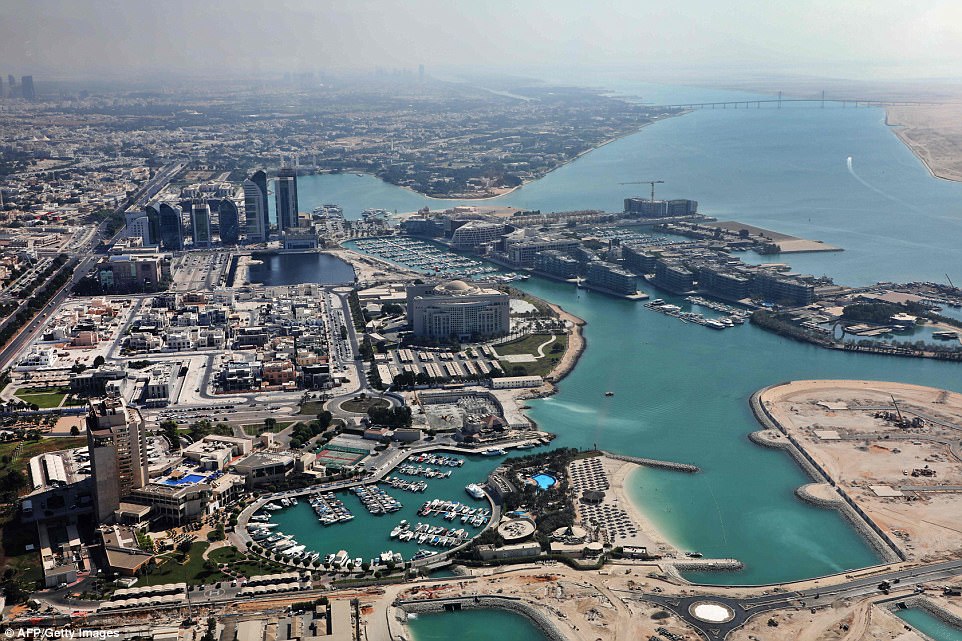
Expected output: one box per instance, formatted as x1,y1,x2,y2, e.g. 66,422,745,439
158,203,184,251
86,397,148,523
275,168,299,231
144,203,160,244
218,199,240,245
0,76,4,99
7,76,15,97
191,200,212,247
250,170,269,233
124,209,155,246
243,175,267,242
20,75,35,101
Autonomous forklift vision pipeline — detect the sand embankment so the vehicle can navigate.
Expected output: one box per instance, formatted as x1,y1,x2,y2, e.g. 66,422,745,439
753,379,962,563
887,104,962,183
545,303,586,383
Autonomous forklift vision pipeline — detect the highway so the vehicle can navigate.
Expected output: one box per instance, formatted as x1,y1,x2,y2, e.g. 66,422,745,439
0,162,183,371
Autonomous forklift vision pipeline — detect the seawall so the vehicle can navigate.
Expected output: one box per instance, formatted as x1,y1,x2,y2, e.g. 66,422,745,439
749,385,906,563
395,595,570,641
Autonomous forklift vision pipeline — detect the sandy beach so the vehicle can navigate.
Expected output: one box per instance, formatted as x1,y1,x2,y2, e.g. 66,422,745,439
607,457,684,556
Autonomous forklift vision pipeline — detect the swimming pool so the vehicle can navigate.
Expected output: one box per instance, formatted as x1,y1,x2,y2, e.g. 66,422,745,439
162,473,208,485
531,473,557,490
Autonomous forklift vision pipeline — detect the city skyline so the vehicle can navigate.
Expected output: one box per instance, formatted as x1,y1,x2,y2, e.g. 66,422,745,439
2,1,962,81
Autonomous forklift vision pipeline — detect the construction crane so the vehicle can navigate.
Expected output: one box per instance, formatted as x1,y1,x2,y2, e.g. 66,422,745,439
619,179,664,203
947,273,956,289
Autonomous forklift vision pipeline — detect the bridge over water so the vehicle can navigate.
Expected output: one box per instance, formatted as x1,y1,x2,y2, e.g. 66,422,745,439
658,97,949,110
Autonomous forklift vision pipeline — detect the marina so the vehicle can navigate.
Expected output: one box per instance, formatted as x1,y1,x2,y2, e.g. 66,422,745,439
260,453,497,565
383,476,429,493
390,520,473,548
644,298,746,329
282,90,962,587
349,236,525,283
396,464,454,479
351,485,403,514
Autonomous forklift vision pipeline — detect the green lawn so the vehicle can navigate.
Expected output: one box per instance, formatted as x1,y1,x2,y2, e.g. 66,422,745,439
242,420,296,436
339,397,389,414
494,333,557,357
207,546,287,578
143,541,222,586
496,333,568,378
16,392,66,408
298,400,327,416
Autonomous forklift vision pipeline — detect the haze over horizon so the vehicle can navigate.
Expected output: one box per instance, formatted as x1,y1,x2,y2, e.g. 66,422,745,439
3,0,962,84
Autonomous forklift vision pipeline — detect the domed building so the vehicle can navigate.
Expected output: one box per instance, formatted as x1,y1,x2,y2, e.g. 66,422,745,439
406,280,510,340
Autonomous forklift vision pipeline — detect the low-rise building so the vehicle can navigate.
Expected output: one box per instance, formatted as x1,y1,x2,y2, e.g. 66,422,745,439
476,542,542,561
490,375,543,389
585,260,637,295
262,360,296,387
232,452,296,487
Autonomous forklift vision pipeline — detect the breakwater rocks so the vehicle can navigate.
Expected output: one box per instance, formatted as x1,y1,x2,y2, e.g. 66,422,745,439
395,595,568,641
795,483,844,508
600,450,700,473
749,385,906,564
895,596,962,632
748,429,789,448
670,558,744,572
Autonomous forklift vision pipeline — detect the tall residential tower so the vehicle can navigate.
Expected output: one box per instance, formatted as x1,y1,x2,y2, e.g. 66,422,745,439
275,168,299,232
86,397,148,523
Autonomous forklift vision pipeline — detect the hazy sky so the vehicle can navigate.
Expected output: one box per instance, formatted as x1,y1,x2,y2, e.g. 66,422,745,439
2,0,962,81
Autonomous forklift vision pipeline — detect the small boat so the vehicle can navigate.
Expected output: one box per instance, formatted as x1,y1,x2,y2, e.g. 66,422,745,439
686,551,703,558
465,484,486,500
605,391,614,397
481,449,506,456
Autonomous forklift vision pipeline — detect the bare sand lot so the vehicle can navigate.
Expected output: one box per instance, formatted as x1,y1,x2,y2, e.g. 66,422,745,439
760,380,962,562
887,105,962,183
730,596,925,641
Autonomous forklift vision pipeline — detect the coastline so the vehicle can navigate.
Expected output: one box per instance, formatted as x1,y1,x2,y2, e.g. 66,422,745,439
332,114,682,205
611,459,685,556
885,106,962,184
543,302,586,383
745,380,962,564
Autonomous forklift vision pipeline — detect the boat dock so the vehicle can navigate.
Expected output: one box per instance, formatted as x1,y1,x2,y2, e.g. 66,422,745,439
645,299,747,330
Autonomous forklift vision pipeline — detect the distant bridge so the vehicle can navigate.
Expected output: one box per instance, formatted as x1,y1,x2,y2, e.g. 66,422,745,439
658,97,949,110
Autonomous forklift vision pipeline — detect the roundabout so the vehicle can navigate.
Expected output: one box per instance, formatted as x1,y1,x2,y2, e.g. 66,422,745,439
689,601,735,624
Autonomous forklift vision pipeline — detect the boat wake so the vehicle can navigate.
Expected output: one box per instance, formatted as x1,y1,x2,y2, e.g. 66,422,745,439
846,156,920,212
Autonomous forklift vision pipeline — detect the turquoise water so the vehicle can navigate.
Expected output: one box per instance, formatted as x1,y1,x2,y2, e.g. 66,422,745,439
897,608,962,641
531,473,557,490
407,608,551,641
296,101,962,285
275,84,962,586
266,453,501,562
517,278,959,585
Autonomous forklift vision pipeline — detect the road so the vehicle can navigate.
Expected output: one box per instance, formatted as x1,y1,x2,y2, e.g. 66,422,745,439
630,558,962,640
0,161,184,371
0,254,99,370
